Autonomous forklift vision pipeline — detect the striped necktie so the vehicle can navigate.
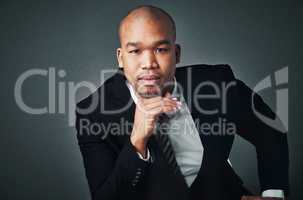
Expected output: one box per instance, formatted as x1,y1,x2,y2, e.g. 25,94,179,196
156,113,181,175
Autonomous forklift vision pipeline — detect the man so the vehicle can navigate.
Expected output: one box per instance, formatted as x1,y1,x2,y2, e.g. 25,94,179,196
75,5,289,200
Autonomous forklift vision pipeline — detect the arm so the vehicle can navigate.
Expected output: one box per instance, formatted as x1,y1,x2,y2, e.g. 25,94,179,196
232,79,289,197
75,110,150,200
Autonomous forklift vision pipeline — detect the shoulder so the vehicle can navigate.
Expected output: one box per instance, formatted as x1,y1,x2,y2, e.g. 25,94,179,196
176,64,235,82
76,69,125,109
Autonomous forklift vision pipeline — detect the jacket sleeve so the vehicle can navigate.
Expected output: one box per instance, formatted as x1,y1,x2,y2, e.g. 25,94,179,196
232,79,289,196
75,108,150,200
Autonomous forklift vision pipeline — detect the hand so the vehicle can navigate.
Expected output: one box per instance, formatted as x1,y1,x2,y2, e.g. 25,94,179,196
130,92,181,157
241,196,283,200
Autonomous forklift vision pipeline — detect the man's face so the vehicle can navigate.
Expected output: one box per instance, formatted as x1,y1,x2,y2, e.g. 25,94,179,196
117,17,180,98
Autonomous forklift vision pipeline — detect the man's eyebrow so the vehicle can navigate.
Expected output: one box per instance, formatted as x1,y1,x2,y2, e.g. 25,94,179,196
154,39,172,46
126,42,140,48
125,40,172,48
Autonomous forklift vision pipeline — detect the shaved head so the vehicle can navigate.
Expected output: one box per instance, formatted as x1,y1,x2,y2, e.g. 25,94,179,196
116,5,180,98
118,5,176,45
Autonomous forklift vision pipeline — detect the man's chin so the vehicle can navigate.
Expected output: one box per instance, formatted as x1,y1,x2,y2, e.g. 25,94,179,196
137,85,161,98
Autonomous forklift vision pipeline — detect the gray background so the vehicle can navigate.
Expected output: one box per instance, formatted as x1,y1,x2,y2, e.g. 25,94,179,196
1,0,302,199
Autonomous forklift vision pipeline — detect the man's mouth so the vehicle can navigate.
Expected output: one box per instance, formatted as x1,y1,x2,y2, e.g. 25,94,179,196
137,75,161,85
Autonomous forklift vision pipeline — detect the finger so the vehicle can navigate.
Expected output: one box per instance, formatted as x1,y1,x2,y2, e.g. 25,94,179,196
141,95,179,107
139,93,177,104
139,96,162,104
150,104,177,114
137,97,163,112
144,99,178,110
163,97,182,109
161,104,178,113
145,104,177,116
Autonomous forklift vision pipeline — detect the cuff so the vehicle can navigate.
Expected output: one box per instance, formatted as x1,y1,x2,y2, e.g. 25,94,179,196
136,148,151,162
262,189,284,198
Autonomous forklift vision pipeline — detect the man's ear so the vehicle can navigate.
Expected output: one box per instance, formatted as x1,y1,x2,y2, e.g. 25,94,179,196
175,44,181,64
116,48,123,68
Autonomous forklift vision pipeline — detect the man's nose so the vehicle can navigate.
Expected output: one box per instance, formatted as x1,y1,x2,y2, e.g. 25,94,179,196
140,51,159,70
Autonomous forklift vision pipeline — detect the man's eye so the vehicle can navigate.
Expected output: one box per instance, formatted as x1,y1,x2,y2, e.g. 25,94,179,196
129,49,140,54
156,48,169,53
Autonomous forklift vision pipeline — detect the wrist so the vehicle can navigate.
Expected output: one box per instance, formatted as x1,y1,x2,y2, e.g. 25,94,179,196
130,134,148,158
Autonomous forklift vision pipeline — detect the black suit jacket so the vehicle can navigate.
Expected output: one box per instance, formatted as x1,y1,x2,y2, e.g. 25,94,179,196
75,64,289,200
